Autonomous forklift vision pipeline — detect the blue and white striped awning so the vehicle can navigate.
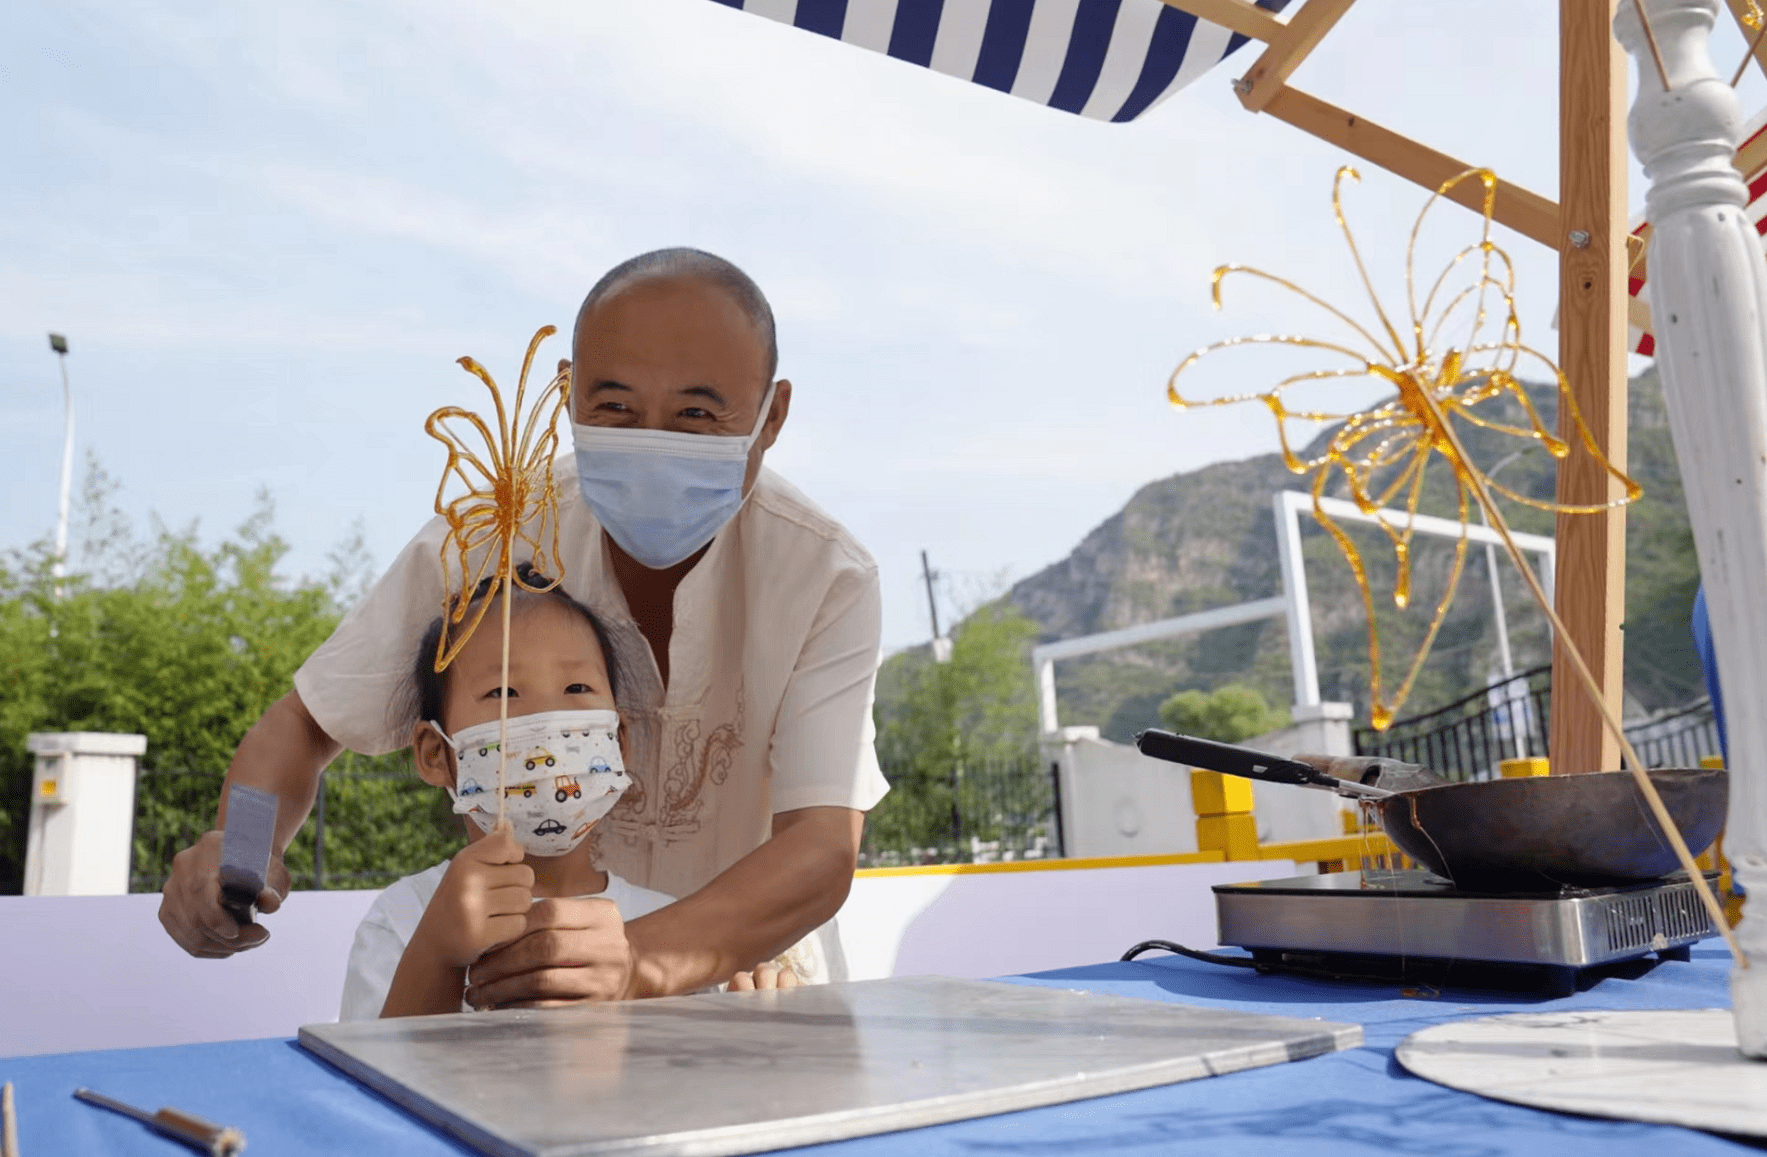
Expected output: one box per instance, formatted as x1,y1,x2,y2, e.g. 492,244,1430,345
708,0,1290,123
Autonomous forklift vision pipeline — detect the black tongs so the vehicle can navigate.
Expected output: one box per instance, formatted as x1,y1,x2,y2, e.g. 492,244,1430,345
1134,729,1395,799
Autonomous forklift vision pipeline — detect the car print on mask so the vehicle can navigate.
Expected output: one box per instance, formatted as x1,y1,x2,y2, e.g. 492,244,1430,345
533,818,567,837
522,747,557,773
554,775,582,803
504,782,537,799
457,778,484,796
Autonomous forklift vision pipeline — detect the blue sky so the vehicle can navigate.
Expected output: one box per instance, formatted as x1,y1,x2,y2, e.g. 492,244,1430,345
4,1,1751,651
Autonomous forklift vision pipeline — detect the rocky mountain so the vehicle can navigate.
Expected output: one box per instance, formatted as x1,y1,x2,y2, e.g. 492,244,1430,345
1002,368,1703,742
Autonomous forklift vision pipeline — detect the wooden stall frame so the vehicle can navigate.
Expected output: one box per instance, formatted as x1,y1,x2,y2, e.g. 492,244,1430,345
1151,0,1767,770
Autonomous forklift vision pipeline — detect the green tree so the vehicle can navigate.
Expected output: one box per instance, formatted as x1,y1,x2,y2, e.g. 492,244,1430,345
0,471,455,894
1157,684,1288,744
869,602,1041,858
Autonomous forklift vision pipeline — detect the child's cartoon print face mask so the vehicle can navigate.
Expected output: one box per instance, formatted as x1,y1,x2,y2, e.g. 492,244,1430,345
433,709,630,856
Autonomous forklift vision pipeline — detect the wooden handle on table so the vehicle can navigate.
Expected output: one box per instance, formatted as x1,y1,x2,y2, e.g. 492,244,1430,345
153,1107,245,1156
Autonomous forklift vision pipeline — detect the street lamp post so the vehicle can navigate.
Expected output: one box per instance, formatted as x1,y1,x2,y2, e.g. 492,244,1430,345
49,333,73,600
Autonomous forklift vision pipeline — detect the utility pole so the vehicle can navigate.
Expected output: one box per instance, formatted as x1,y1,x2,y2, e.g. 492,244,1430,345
921,550,961,849
49,333,74,601
921,549,951,663
920,549,941,638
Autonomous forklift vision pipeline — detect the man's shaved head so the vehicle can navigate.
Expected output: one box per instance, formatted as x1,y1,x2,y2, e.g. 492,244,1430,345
576,248,778,381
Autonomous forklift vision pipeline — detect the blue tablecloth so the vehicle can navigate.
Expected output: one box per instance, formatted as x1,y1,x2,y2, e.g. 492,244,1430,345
4,946,1754,1156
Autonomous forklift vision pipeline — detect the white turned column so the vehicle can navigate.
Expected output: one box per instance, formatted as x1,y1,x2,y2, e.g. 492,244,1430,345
1616,0,1767,1056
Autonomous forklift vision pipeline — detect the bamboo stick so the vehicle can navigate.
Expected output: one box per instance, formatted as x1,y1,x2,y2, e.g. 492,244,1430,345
1422,385,1743,966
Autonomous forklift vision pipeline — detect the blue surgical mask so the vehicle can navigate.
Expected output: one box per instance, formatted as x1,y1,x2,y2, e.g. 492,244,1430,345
571,382,777,569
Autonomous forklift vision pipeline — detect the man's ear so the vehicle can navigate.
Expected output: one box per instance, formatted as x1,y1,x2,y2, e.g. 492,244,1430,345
412,722,456,788
758,378,791,453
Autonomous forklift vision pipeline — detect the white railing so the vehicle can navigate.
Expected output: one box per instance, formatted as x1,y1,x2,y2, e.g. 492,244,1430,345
1033,490,1555,734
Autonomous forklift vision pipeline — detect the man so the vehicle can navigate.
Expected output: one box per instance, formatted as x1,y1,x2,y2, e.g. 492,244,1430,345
159,248,888,1001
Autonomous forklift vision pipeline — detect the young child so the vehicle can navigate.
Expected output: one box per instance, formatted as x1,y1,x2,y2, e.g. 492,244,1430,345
339,566,674,1020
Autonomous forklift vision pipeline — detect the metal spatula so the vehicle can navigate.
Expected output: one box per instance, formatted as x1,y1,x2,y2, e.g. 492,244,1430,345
217,784,277,925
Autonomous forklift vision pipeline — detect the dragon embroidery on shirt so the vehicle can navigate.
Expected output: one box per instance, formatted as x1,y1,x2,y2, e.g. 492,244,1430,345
658,684,745,841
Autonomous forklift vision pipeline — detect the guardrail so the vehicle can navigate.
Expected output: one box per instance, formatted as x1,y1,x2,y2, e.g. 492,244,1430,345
858,755,1062,869
1354,666,1723,778
129,752,1064,891
129,757,458,893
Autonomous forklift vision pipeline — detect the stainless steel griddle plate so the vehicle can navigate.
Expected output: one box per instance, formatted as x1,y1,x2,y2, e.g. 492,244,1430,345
1214,871,1715,967
300,976,1362,1157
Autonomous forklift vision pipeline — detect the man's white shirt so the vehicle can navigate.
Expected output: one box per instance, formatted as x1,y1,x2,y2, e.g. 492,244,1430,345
296,462,887,973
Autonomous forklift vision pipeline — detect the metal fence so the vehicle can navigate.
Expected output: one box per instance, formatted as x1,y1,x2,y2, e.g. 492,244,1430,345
129,756,458,894
1352,665,1723,780
1351,666,1553,781
1625,699,1725,770
129,752,1064,891
858,755,1062,869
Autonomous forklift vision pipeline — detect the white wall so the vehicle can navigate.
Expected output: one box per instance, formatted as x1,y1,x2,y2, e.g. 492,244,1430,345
0,890,376,1059
1239,703,1356,846
1052,706,1357,857
1053,732,1199,859
835,859,1297,981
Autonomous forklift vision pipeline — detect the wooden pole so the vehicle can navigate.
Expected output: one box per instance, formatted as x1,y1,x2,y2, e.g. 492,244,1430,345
1721,0,1767,82
1259,86,1561,247
1551,0,1630,774
1158,0,1287,42
1234,0,1360,111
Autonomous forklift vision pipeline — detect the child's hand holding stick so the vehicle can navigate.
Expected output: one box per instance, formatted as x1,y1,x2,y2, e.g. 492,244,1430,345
422,822,533,966
381,824,533,1017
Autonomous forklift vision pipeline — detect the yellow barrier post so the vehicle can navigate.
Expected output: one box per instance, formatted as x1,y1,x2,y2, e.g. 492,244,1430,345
1191,769,1259,860
1694,755,1743,925
1500,757,1551,778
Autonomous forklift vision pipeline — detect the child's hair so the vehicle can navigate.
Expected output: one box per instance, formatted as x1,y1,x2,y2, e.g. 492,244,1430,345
411,562,622,728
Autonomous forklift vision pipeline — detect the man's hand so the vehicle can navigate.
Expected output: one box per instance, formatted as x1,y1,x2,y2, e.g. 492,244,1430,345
729,962,800,992
465,897,634,1008
159,690,342,959
412,826,534,969
158,830,291,958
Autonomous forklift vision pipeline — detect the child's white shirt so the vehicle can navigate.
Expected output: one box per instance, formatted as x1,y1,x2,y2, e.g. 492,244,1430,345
338,861,676,1021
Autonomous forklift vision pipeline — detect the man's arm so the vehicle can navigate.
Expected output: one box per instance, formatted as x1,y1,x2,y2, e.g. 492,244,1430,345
627,805,862,995
463,805,861,1005
157,689,340,957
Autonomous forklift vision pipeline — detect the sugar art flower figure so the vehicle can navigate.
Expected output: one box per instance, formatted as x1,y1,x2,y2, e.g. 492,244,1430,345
426,325,571,819
1166,166,1640,729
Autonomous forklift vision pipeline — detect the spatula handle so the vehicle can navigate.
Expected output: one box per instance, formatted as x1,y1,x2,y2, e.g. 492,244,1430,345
1134,730,1318,785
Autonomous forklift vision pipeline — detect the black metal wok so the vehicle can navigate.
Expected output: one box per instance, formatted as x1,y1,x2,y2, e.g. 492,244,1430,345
1135,729,1728,890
